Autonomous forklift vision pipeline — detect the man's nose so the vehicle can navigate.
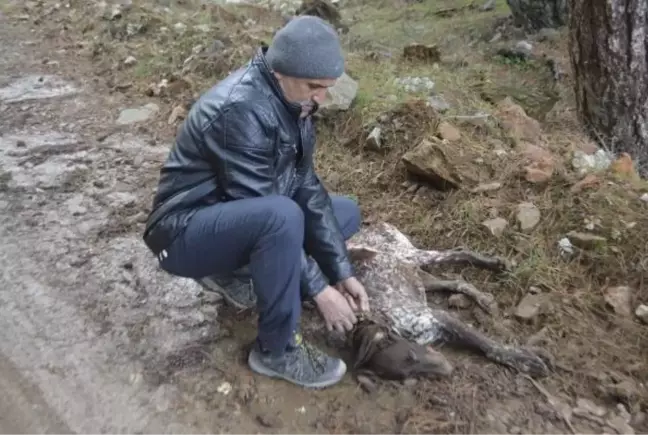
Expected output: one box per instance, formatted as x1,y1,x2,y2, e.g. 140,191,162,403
312,88,328,103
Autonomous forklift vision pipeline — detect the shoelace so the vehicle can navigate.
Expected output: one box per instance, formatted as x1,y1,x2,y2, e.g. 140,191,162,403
294,332,326,373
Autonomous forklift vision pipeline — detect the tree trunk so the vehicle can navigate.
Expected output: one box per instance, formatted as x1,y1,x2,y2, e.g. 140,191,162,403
569,0,648,172
506,0,569,31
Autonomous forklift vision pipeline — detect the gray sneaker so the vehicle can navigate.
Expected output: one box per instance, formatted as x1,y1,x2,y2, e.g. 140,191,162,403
248,332,347,389
197,272,257,310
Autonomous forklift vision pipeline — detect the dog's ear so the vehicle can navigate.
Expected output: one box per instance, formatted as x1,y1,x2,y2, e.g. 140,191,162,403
347,246,379,264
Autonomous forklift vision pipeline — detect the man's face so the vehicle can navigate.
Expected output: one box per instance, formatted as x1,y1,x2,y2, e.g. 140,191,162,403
274,73,336,117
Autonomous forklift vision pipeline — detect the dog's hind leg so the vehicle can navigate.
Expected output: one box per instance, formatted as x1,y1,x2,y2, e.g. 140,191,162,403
429,309,552,378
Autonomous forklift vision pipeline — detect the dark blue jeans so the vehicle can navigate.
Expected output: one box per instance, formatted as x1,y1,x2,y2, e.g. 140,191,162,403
159,194,361,354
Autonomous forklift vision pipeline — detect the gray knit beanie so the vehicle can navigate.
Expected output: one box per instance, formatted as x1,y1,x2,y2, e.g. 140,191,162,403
265,15,345,80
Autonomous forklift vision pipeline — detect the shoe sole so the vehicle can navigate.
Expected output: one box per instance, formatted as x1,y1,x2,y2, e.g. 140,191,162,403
248,351,347,389
197,276,255,310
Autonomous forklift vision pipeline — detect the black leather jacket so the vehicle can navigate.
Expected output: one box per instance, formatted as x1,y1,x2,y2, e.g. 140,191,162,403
143,47,354,298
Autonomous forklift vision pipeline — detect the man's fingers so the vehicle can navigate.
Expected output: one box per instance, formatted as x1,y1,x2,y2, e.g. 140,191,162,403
344,293,359,311
361,294,370,312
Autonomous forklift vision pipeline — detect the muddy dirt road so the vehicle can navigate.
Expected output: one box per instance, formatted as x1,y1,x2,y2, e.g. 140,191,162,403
0,10,228,433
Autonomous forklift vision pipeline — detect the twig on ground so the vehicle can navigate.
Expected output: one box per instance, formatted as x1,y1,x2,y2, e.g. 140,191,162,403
522,374,576,434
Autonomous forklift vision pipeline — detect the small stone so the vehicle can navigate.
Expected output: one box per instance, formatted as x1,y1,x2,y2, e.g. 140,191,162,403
356,375,377,393
515,293,547,321
610,152,637,179
256,412,283,428
168,105,187,125
448,294,471,309
515,40,533,56
437,121,461,141
640,193,648,203
365,127,382,150
16,139,26,147
216,381,232,395
319,72,358,111
116,103,159,125
482,217,508,237
604,286,633,317
537,28,561,42
573,397,607,418
396,378,416,389
470,182,502,193
174,22,187,33
571,174,601,193
427,95,450,112
634,304,648,324
516,202,540,231
495,97,542,145
480,0,495,10
566,231,606,250
123,55,137,66
524,160,553,183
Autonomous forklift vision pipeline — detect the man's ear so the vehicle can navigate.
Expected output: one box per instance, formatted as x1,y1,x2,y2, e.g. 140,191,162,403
347,246,379,264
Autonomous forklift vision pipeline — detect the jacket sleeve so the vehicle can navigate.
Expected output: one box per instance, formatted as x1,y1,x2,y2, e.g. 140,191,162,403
293,149,354,297
202,103,331,298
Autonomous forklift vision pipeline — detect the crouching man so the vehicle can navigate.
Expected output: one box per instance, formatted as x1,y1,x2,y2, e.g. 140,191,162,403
143,15,370,389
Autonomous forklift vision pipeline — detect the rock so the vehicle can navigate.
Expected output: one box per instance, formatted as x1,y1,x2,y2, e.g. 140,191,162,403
602,379,639,402
356,374,377,393
524,162,553,183
437,121,461,141
365,127,382,151
116,103,159,125
566,231,606,250
635,304,648,324
448,294,471,309
480,0,495,10
394,76,435,93
168,105,187,125
482,217,508,237
537,27,561,42
470,182,502,193
427,95,450,112
572,149,613,175
640,193,648,203
256,412,283,428
604,286,633,317
515,293,547,321
570,174,601,193
494,97,542,145
558,237,574,256
610,152,638,180
401,138,462,190
319,72,357,111
516,202,540,231
607,414,635,434
573,397,607,418
123,55,137,66
403,43,441,63
515,40,533,56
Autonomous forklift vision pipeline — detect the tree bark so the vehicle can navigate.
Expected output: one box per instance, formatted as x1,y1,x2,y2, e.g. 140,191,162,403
506,0,569,31
569,0,648,171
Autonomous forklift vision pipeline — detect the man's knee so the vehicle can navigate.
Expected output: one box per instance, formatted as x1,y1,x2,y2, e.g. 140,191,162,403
257,195,305,236
330,195,361,239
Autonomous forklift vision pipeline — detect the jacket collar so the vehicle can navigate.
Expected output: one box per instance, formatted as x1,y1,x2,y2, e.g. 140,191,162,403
253,46,320,120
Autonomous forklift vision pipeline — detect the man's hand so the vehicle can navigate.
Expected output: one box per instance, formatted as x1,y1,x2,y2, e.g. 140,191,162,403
313,286,358,333
336,277,370,313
